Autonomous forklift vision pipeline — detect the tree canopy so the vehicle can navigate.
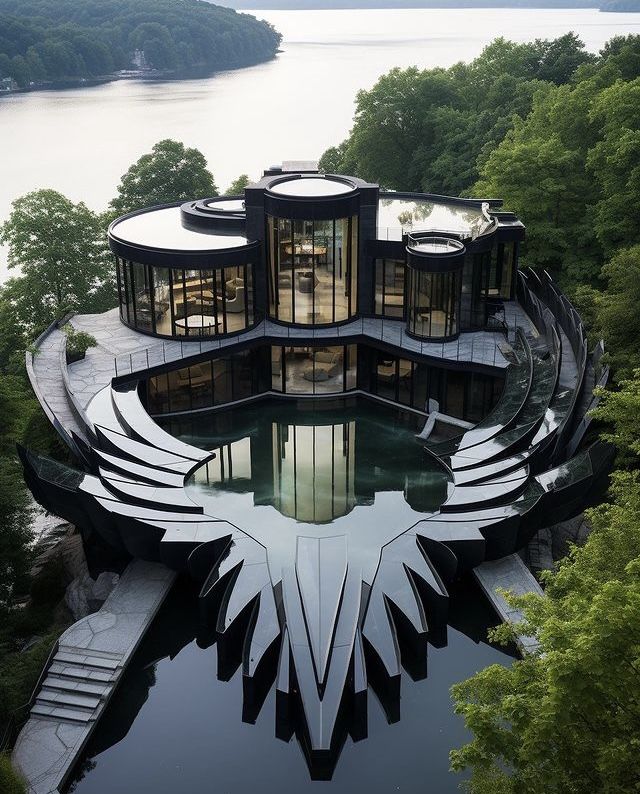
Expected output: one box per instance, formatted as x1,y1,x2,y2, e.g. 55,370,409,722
450,466,640,793
0,0,281,88
322,34,640,293
0,190,115,335
226,174,250,195
110,139,218,214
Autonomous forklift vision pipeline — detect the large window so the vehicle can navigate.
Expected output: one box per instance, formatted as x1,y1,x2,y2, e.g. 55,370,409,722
406,268,460,339
367,348,502,421
267,215,358,324
374,258,405,318
271,345,357,395
117,258,255,338
146,349,267,415
145,343,502,422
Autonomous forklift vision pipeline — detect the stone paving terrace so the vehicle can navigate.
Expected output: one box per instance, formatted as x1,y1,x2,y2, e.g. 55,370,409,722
25,304,536,441
66,305,534,411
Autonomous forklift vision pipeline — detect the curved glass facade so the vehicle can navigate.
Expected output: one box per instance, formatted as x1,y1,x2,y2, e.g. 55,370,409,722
406,267,460,339
116,259,255,337
267,215,358,324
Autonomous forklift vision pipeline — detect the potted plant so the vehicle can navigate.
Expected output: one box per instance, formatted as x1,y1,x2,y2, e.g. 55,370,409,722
64,326,97,364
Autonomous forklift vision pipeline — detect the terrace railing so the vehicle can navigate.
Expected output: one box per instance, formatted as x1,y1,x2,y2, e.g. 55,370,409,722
113,313,515,381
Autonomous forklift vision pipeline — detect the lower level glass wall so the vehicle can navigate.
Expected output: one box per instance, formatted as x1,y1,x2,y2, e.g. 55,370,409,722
145,343,503,422
271,345,357,395
146,349,269,414
406,268,460,339
117,258,255,338
367,348,502,422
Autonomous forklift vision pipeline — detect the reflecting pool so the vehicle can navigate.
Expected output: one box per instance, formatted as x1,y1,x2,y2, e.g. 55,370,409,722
176,397,452,575
67,576,515,794
65,397,515,791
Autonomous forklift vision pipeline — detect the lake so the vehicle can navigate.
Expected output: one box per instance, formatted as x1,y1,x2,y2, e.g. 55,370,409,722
1,7,639,280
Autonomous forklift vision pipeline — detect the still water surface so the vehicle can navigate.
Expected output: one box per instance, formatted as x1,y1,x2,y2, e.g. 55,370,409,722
1,8,640,278
66,398,514,792
67,576,515,794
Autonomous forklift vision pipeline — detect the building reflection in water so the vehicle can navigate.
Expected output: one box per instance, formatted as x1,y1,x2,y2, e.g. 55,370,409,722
187,398,446,524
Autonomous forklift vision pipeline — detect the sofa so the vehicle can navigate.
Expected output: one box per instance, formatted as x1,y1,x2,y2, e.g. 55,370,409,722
303,349,343,382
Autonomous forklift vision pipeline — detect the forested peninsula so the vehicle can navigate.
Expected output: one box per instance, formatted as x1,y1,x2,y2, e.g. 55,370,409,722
0,0,282,90
217,0,639,11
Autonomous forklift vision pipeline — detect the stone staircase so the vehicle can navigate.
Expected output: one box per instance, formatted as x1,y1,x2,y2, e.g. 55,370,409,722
31,647,122,726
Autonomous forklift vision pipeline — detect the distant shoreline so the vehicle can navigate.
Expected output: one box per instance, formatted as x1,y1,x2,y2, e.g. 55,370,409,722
0,56,281,97
232,1,635,9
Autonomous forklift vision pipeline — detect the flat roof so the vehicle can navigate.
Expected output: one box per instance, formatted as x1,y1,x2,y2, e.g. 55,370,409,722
110,206,249,252
378,197,493,241
269,176,355,198
203,198,245,213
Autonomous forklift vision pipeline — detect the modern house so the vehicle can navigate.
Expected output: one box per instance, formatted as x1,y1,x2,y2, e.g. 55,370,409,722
108,163,523,421
20,161,612,776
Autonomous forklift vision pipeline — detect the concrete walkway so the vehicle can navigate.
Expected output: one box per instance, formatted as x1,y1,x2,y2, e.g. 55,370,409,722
12,561,176,794
474,554,543,654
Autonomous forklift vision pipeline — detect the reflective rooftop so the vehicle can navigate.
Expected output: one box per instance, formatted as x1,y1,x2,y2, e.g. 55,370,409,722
110,206,249,251
269,176,355,198
378,197,493,241
203,198,246,213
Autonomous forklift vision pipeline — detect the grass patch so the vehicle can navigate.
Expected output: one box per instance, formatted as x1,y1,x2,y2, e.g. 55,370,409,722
0,753,26,794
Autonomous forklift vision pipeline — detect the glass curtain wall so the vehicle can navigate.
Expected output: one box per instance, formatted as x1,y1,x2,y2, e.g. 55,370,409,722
368,348,503,421
267,216,357,324
406,268,460,339
117,258,254,337
145,343,502,421
476,244,515,303
271,345,357,395
374,258,405,318
146,349,267,414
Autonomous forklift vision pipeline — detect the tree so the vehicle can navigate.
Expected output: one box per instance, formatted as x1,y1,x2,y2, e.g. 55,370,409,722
110,139,218,215
450,470,640,794
587,79,640,256
591,246,640,380
0,375,34,609
473,125,595,285
226,174,250,195
591,369,640,466
0,190,115,334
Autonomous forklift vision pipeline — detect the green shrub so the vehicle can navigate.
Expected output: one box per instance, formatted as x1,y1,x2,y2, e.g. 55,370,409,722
63,326,96,357
0,754,26,794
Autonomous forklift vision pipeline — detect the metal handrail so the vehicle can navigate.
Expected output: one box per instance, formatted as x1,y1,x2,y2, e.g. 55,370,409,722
113,311,516,380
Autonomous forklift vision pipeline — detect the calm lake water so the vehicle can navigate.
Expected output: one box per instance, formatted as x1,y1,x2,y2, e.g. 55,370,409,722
1,8,640,279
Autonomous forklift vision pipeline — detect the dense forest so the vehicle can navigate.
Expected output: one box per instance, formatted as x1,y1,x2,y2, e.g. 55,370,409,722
217,0,639,10
0,0,281,88
321,32,640,792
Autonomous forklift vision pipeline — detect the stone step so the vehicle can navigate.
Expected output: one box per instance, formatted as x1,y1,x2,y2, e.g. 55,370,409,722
55,651,121,671
31,703,96,724
42,674,110,697
36,688,101,710
48,661,116,683
58,644,123,661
